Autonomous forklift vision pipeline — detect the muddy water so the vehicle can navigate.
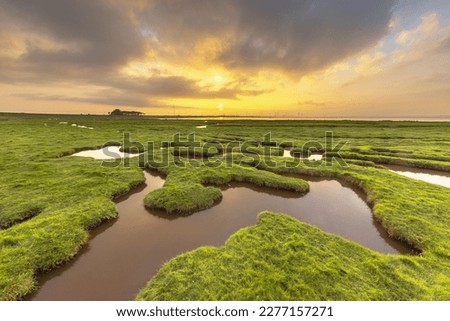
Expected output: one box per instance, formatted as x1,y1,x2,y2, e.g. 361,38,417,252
387,165,450,188
31,172,412,301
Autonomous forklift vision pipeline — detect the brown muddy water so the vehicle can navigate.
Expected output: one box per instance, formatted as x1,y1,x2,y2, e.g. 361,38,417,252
387,165,450,188
30,171,412,301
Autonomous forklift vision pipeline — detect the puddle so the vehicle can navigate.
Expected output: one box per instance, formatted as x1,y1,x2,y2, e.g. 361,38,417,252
283,149,323,161
64,123,93,129
30,172,412,300
71,146,142,160
387,165,450,188
308,154,323,161
283,149,292,158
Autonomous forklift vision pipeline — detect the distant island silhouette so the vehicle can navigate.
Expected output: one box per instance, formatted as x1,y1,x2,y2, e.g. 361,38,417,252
109,109,144,116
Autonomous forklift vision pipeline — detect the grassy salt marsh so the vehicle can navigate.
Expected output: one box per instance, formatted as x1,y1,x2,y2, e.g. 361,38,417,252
0,113,449,300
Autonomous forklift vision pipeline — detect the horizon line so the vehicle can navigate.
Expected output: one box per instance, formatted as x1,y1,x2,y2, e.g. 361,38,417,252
1,111,450,122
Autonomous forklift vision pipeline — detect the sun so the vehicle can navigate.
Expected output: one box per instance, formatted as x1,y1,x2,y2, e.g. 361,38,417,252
212,73,225,84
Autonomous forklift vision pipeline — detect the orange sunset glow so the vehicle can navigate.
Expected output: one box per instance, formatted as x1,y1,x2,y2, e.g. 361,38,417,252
0,0,449,118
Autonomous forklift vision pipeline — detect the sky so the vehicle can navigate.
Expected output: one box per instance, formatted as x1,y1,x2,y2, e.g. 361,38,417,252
0,0,449,117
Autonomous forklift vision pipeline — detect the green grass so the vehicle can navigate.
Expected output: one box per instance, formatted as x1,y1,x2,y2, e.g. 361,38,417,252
144,163,308,214
137,212,431,300
136,160,450,300
0,157,145,299
0,113,449,300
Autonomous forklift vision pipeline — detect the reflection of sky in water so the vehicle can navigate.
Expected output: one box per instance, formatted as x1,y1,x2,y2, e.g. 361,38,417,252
283,149,323,161
72,146,141,160
223,179,410,255
392,170,450,188
32,172,412,300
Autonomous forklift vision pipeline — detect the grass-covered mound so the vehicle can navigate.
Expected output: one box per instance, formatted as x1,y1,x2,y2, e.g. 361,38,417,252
136,211,444,300
137,160,450,300
144,164,309,214
0,158,145,300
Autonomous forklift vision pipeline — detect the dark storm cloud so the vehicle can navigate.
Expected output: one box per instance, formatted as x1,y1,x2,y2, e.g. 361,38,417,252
0,0,144,67
142,0,397,73
1,0,397,106
102,76,262,101
13,92,152,108
13,92,194,109
0,0,265,104
12,76,261,107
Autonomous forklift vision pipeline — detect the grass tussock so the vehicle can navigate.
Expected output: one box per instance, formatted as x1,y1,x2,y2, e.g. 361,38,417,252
137,212,432,300
144,163,308,214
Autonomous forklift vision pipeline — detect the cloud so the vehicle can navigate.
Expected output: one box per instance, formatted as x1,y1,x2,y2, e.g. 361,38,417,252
297,100,325,107
12,92,198,110
396,12,440,46
0,0,398,110
346,11,450,83
141,0,397,74
315,11,450,117
0,0,146,88
12,93,151,108
102,76,269,104
0,0,145,67
10,75,266,107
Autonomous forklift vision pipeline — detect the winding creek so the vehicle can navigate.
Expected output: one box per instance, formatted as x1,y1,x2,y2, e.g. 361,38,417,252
31,169,414,301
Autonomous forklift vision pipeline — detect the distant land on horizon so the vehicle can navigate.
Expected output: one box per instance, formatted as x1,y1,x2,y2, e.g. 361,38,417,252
1,111,450,122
